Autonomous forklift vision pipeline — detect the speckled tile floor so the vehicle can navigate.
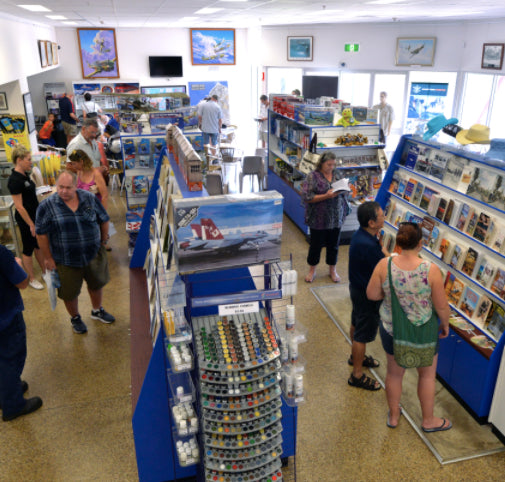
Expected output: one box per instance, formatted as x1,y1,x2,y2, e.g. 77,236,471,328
1,189,505,481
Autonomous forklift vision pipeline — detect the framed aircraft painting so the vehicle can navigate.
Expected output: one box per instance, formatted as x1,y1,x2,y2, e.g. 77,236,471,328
190,28,236,65
396,37,436,67
77,28,120,79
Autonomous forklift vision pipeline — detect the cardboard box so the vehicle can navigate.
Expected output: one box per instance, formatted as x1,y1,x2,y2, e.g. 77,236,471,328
172,191,283,274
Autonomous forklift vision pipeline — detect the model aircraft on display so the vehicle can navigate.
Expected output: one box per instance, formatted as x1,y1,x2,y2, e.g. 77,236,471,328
179,218,278,254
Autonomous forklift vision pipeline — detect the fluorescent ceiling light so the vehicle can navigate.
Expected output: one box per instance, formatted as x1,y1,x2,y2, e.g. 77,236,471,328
46,15,67,19
195,8,223,14
180,17,199,21
17,4,51,11
62,21,78,25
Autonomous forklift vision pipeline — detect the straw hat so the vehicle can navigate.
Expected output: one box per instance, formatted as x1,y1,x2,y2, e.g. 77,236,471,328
423,114,459,141
456,124,491,145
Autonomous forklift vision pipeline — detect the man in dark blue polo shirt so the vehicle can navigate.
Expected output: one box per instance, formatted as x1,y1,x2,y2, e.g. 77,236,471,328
58,93,78,145
0,245,43,421
348,201,388,391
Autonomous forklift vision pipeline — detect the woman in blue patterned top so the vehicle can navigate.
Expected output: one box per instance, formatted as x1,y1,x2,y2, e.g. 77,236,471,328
301,152,350,283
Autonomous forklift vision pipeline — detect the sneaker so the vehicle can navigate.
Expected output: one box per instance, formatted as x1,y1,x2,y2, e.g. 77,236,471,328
29,279,44,290
91,307,115,324
71,315,88,334
2,396,43,422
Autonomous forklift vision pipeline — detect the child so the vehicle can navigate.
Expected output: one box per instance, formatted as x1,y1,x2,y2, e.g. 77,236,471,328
38,113,56,146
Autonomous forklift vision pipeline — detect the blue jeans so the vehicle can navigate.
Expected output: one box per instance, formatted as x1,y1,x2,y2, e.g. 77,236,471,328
203,132,218,146
0,312,27,417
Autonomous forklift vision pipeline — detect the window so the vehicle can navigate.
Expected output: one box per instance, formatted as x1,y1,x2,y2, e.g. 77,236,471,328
460,73,494,128
487,75,505,138
339,72,370,106
266,68,303,95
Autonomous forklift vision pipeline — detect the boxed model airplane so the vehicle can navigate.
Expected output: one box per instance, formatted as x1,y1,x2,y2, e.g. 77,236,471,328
172,191,283,273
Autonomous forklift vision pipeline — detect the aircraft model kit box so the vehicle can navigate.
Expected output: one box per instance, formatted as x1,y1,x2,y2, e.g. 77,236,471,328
172,191,284,274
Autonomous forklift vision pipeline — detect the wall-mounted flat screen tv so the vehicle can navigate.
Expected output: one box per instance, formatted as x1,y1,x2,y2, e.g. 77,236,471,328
302,75,339,99
149,56,183,77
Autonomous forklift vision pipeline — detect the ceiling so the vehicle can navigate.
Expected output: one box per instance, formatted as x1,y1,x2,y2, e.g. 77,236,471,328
1,0,505,28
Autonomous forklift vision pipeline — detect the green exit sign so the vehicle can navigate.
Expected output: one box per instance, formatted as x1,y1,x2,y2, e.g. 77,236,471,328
344,43,360,52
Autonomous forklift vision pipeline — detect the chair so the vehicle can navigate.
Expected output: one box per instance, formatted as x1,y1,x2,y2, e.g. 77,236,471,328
255,148,268,188
239,156,264,193
205,172,225,195
109,158,124,193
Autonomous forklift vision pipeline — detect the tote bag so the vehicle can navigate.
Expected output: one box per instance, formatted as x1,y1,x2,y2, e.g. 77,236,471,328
388,258,438,368
298,133,321,175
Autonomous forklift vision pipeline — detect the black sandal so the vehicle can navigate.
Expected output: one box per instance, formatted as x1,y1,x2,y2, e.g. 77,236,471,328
348,354,380,368
348,373,381,391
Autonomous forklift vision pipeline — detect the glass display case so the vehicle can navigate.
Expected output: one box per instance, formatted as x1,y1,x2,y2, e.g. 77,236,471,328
0,196,20,256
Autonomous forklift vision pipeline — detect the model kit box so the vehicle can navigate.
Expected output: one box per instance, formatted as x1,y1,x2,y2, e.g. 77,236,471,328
172,191,283,274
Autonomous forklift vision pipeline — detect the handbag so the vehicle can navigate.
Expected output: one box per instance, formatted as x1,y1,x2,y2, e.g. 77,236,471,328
298,133,321,175
388,258,439,368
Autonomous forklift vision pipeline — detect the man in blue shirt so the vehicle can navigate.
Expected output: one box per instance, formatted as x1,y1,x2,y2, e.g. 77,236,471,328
348,201,388,391
36,171,115,334
58,93,78,145
199,95,222,147
0,245,43,421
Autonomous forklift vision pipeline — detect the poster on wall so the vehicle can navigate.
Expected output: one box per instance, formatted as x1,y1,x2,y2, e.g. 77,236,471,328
188,81,230,125
405,82,449,135
77,28,120,79
0,116,31,161
190,29,235,65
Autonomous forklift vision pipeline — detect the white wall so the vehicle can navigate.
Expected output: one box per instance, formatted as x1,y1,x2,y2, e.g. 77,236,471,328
261,20,505,73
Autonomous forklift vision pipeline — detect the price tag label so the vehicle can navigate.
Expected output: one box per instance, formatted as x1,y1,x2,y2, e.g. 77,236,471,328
219,301,259,316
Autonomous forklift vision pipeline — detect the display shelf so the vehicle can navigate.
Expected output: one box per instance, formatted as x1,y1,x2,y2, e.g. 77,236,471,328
204,421,283,449
172,401,199,437
268,109,384,237
202,410,282,436
376,134,505,420
202,398,283,424
167,370,196,405
174,435,199,467
165,342,194,373
201,385,283,412
0,196,21,256
204,434,283,461
199,359,282,385
204,458,282,482
204,445,282,472
200,372,281,397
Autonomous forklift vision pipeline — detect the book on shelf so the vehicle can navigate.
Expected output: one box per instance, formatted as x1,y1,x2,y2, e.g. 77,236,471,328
443,199,461,226
404,144,420,169
464,208,478,236
476,168,502,204
448,241,467,271
490,268,505,298
410,181,425,207
421,216,436,246
439,237,454,262
413,146,432,174
442,157,465,190
429,151,451,182
459,286,480,318
404,211,423,224
491,223,505,253
472,212,492,243
419,186,440,211
396,176,408,198
435,197,448,221
473,295,493,329
460,246,479,277
466,167,482,197
447,277,465,306
444,271,456,296
475,258,496,289
403,178,418,202
426,193,441,217
456,164,475,194
484,218,497,245
389,171,403,194
487,303,505,339
455,202,471,231
391,205,406,227
384,198,395,221
428,225,443,252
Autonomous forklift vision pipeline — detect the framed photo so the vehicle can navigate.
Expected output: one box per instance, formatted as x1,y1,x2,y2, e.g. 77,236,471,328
190,28,235,65
77,28,120,79
45,41,53,66
52,42,59,65
38,40,47,68
287,36,313,61
0,92,8,111
482,43,504,70
23,93,36,133
396,37,436,66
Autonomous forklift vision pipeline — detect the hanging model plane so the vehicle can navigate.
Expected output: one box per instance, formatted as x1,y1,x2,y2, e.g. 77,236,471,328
179,218,278,254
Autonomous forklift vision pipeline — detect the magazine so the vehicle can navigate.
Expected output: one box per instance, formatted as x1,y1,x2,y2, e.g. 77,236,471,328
459,286,480,318
460,246,479,276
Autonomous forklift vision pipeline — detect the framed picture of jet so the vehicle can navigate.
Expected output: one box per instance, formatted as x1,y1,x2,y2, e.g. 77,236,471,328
77,28,120,79
190,28,236,65
396,38,436,67
172,192,283,274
